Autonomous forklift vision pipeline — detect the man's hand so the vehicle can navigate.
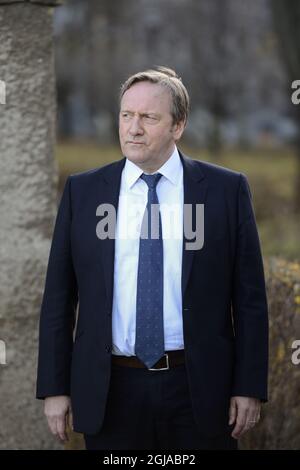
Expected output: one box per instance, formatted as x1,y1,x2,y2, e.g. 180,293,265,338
229,396,261,440
44,396,73,442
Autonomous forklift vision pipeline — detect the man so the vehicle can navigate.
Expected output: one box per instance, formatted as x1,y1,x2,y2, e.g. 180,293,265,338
36,67,268,450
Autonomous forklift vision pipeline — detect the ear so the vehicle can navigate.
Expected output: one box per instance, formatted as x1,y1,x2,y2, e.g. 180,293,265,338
172,120,185,141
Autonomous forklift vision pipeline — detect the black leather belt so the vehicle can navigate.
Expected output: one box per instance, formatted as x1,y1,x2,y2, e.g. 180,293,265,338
111,350,185,370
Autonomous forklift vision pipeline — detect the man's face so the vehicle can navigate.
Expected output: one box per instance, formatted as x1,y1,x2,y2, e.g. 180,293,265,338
119,81,184,172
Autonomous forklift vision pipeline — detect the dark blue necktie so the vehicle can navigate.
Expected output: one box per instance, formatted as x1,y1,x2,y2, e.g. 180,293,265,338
135,173,165,368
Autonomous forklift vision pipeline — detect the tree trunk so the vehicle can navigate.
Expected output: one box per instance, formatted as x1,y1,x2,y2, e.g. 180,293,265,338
0,1,60,449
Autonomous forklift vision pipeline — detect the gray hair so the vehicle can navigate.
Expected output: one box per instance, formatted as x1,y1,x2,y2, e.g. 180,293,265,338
120,66,190,125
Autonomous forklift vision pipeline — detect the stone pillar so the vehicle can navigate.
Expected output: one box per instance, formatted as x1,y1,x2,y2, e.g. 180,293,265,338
0,0,61,449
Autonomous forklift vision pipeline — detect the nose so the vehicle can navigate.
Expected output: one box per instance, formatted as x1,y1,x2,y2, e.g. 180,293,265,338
129,116,144,136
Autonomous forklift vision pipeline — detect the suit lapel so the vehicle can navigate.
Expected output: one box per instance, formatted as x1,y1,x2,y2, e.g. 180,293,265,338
100,157,126,309
180,152,208,298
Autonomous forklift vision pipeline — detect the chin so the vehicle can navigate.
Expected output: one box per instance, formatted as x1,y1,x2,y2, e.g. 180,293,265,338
127,154,147,164
125,149,147,161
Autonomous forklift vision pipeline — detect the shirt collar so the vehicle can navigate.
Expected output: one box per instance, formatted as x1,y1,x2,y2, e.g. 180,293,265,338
124,146,182,190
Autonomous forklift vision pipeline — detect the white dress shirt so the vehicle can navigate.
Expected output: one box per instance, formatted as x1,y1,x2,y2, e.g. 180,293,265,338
112,146,184,356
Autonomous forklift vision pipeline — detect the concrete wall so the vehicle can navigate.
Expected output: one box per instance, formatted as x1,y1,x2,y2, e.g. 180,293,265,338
0,1,61,449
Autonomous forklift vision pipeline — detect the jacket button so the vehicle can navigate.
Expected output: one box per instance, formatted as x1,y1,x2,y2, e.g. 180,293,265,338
105,345,112,353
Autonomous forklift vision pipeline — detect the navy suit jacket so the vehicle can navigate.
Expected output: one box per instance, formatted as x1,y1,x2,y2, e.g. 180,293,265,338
36,151,269,438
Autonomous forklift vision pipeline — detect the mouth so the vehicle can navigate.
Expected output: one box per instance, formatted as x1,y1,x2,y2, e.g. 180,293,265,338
127,141,144,145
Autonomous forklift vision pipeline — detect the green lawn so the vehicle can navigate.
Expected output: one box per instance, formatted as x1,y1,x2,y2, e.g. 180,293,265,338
55,140,300,261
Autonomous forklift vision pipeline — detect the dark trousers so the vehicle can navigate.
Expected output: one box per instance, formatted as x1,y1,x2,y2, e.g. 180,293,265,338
84,362,238,450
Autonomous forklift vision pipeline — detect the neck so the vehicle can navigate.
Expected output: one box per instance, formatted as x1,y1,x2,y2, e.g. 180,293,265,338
138,146,175,173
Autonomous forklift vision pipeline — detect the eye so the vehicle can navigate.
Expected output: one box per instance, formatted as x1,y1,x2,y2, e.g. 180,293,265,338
144,115,157,122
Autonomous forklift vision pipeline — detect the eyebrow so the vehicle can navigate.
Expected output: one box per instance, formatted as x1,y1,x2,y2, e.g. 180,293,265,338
120,110,160,118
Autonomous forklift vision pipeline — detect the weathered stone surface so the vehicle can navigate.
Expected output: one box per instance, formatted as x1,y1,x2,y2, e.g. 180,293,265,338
0,4,60,449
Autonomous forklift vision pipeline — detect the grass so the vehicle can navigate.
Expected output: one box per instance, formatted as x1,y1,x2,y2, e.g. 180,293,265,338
55,140,300,261
55,140,121,175
56,141,297,205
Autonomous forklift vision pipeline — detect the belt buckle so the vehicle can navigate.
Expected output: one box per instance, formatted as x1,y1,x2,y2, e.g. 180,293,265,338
149,353,169,371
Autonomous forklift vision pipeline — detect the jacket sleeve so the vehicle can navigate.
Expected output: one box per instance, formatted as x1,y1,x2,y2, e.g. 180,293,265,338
36,176,78,399
231,174,269,401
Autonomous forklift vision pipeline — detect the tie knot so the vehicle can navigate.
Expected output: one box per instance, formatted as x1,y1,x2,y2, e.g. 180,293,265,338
140,173,162,189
